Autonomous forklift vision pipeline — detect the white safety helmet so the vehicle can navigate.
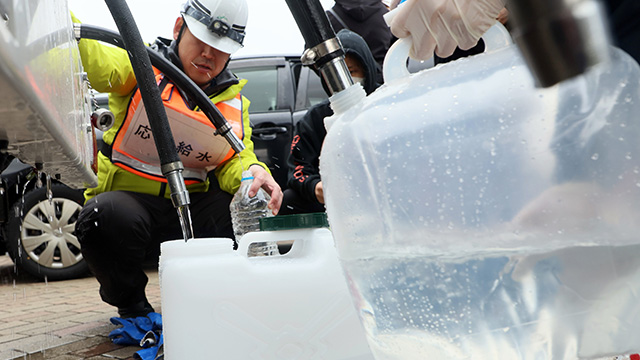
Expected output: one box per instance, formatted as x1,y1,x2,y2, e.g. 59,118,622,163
181,0,248,54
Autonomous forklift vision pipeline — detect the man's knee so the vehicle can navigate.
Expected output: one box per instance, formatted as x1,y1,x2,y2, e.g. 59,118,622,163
76,196,104,247
76,192,145,247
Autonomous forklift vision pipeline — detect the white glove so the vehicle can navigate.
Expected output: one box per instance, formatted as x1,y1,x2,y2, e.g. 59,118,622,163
389,0,505,59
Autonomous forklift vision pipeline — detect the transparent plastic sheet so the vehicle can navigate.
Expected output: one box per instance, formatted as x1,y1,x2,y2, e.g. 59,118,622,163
321,26,640,359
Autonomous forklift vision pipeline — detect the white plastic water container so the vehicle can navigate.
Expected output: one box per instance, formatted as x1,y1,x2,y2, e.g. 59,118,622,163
320,25,640,359
159,228,373,360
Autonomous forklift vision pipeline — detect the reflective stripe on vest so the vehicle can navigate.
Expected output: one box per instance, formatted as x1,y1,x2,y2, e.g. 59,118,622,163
111,69,244,184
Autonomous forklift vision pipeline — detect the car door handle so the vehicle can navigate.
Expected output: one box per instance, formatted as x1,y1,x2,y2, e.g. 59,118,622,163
252,126,288,140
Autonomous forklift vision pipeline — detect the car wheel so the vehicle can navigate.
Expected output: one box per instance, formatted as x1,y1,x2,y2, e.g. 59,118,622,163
6,183,88,281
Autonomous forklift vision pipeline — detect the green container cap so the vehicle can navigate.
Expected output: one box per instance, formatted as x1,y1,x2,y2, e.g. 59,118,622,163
260,212,329,231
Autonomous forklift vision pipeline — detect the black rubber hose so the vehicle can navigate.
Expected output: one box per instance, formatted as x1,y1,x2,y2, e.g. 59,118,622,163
78,23,244,153
103,0,179,166
285,0,335,49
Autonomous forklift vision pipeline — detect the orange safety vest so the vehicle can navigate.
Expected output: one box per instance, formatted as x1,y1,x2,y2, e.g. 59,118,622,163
111,68,244,184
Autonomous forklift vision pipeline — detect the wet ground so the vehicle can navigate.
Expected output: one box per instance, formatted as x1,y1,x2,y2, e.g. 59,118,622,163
0,255,161,360
0,253,636,360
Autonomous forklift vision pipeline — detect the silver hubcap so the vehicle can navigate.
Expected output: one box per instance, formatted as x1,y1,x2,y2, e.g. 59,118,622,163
20,197,83,269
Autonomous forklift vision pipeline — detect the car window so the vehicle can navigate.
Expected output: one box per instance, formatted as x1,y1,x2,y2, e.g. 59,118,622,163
304,71,328,108
234,68,278,113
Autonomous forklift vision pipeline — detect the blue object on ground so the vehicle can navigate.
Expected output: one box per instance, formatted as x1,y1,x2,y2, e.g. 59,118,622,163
109,312,163,360
134,333,164,360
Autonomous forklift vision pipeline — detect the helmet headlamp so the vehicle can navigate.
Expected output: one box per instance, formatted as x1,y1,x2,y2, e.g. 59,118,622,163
182,3,245,46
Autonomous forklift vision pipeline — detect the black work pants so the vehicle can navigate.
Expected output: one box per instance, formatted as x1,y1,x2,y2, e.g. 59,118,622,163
76,188,233,309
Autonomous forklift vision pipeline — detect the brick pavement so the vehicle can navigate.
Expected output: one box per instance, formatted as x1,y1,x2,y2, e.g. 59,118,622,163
1,255,635,360
0,255,161,360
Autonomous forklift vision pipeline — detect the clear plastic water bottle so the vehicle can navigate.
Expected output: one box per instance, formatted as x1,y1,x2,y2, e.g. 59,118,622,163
230,171,278,256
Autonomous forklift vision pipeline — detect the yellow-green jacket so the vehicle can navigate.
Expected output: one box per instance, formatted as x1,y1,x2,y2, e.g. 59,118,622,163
73,15,267,201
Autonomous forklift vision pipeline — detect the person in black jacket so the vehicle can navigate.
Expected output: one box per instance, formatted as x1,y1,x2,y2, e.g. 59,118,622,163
279,29,380,215
605,0,640,65
326,0,393,83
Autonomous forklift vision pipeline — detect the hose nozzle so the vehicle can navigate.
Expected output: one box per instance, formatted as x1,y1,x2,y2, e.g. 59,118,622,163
163,162,194,241
301,38,352,95
161,162,190,208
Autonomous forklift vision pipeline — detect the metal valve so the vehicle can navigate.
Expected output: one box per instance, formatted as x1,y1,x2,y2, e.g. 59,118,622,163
90,108,115,131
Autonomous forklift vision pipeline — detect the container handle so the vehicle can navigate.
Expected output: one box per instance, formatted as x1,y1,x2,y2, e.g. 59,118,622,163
482,22,513,52
237,228,333,258
382,37,413,84
382,22,513,83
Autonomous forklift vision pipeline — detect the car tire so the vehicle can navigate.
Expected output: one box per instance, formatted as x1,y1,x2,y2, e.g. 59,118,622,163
6,184,88,281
